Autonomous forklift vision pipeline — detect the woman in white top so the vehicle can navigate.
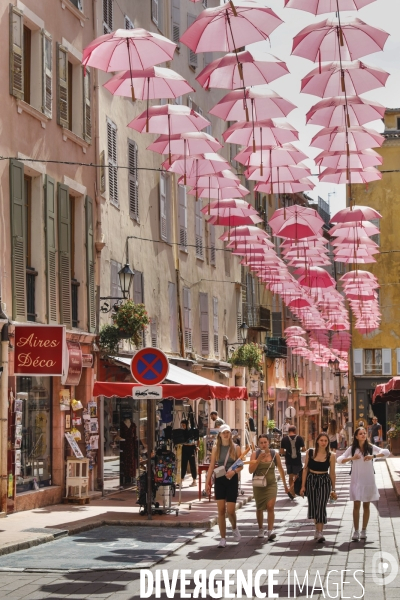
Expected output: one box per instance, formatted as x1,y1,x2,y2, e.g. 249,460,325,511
337,426,390,541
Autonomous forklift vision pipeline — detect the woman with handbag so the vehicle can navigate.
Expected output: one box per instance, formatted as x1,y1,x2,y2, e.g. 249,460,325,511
205,424,243,548
300,432,337,543
249,434,290,540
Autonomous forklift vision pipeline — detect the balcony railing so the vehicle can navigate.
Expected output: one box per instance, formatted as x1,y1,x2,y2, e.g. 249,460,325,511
242,303,270,331
365,363,382,375
265,337,287,358
71,279,80,328
26,267,38,322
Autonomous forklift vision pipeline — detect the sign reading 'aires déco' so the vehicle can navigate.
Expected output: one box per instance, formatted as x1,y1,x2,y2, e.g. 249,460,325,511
14,325,65,376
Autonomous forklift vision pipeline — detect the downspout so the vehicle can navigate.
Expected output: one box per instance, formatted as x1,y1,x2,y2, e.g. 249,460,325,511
0,324,9,515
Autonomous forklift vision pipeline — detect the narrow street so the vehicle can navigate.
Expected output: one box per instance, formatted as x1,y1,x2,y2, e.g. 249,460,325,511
0,460,398,599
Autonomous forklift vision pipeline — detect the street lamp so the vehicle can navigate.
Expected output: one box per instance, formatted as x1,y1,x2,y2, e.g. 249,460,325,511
341,385,346,397
328,358,340,376
118,264,135,299
239,322,249,344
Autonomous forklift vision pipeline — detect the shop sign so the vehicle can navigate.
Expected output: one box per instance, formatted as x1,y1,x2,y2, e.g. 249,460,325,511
132,386,163,400
14,325,65,376
62,341,83,386
82,354,93,368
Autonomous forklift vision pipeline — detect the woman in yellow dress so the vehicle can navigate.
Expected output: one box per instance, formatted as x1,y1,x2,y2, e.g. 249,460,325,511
249,434,290,540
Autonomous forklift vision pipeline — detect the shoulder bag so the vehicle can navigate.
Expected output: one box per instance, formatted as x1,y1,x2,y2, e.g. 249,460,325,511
213,445,232,479
252,449,276,488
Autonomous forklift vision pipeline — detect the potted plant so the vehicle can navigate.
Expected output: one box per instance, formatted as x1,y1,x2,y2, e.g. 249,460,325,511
388,413,400,455
228,342,263,373
98,324,121,356
112,300,150,347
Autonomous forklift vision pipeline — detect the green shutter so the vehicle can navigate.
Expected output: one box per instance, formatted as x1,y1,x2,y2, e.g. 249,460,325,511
45,176,57,324
85,195,96,333
58,183,72,327
10,159,26,321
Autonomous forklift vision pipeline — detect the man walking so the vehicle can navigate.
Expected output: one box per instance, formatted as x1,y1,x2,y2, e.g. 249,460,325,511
370,416,383,447
280,426,305,492
210,411,224,425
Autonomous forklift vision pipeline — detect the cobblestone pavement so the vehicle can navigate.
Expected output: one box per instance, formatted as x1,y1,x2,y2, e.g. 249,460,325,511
0,460,398,599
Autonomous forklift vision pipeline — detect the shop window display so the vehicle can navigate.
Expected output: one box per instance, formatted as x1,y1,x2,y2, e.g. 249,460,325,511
16,377,52,493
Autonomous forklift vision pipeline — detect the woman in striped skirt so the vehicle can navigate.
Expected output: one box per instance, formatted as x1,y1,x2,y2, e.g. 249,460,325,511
300,433,337,543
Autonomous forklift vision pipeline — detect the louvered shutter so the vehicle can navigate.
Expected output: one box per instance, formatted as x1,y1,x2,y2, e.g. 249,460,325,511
99,150,106,193
172,0,180,46
9,6,24,100
125,16,134,30
195,200,203,258
110,260,122,298
210,225,216,266
150,319,158,348
237,312,242,343
382,348,392,375
178,185,187,250
10,159,26,321
187,15,197,68
169,282,178,353
107,120,118,205
45,176,57,324
56,43,69,128
85,195,96,333
128,140,139,220
183,288,192,351
213,297,218,355
83,67,91,142
58,184,72,327
151,0,158,27
199,292,209,355
42,31,52,118
160,172,167,241
103,0,113,33
353,349,363,376
133,271,143,304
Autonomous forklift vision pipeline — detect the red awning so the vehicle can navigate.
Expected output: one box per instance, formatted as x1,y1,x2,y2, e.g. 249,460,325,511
372,377,400,403
93,381,248,401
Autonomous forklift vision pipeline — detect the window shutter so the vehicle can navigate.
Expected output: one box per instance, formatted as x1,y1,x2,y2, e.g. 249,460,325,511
107,119,118,205
134,271,143,304
272,311,282,337
183,287,192,351
168,282,178,353
42,30,52,118
128,140,139,221
45,175,57,324
151,319,158,348
56,43,69,128
160,173,170,242
99,150,106,193
224,243,230,276
9,6,24,100
83,67,92,142
58,183,72,327
151,0,159,27
382,348,392,376
10,159,26,321
187,15,197,68
103,0,113,33
353,349,363,376
125,15,134,30
195,200,203,258
199,292,209,355
237,311,242,343
172,0,180,46
178,185,187,250
110,260,122,299
85,195,96,333
213,297,219,355
210,224,216,266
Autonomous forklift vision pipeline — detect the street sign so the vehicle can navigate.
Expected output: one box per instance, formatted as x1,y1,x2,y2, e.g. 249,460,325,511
130,348,169,385
285,406,296,419
132,386,163,400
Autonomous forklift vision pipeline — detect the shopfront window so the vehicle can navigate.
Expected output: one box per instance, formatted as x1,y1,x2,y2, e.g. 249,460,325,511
16,377,52,494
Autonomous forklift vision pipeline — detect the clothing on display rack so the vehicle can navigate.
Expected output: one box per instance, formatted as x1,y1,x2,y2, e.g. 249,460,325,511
120,418,138,482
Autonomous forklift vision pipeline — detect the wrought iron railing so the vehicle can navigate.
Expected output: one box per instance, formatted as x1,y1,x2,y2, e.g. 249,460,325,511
242,303,270,330
265,337,287,358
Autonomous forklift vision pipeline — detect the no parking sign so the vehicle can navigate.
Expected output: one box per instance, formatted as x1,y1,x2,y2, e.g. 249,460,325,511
130,348,170,385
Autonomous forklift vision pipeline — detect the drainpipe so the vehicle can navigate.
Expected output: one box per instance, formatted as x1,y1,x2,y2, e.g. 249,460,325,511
0,324,9,515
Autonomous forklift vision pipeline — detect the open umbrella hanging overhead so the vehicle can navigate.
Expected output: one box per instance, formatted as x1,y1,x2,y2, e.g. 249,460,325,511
147,132,222,155
223,120,299,147
187,184,250,199
103,67,194,100
284,0,377,15
318,166,381,184
210,88,296,121
301,62,389,98
307,96,386,128
310,125,384,151
254,179,315,194
315,149,382,169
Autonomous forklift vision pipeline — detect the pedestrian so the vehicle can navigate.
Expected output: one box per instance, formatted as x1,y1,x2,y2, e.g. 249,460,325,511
370,416,383,447
339,422,348,450
214,418,224,429
282,418,291,435
321,424,328,433
300,432,337,543
250,434,290,540
280,425,305,494
327,419,339,453
246,412,257,449
180,420,198,487
205,424,243,548
336,426,389,541
210,411,224,425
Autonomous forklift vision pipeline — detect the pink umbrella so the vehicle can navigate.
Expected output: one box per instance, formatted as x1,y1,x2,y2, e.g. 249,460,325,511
128,104,210,136
269,205,324,235
162,153,231,178
201,199,256,215
284,0,377,14
301,62,389,98
286,336,308,347
296,267,336,288
220,226,270,241
284,326,306,335
208,214,263,226
331,205,382,222
334,247,379,257
223,120,299,148
307,96,386,128
147,132,222,155
330,221,380,236
209,88,296,122
188,185,250,199
310,126,384,151
103,67,194,100
315,149,382,169
180,2,283,54
332,235,378,246
335,255,376,264
245,164,312,182
234,144,306,169
180,170,240,188
254,179,315,193
287,298,312,308
196,50,289,90
318,166,381,184
341,270,377,280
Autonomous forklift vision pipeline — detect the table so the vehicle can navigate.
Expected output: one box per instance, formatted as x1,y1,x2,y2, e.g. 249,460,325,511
197,463,211,501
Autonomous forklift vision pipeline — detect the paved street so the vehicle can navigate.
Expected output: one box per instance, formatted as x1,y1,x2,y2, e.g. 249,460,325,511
0,459,398,598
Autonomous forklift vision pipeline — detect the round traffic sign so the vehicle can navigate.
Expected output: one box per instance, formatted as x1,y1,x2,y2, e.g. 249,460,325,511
130,348,169,385
285,406,296,419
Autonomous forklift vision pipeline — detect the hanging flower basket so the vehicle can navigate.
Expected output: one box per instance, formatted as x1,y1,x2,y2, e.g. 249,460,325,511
98,324,121,356
112,300,150,347
228,342,263,372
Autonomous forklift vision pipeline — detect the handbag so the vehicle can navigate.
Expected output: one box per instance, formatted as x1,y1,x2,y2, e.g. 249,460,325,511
213,445,231,479
252,449,276,488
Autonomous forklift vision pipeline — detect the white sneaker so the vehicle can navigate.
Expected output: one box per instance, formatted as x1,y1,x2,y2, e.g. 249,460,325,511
232,528,241,541
267,530,276,541
316,531,325,543
314,530,319,539
360,530,367,540
352,530,360,541
257,529,264,538
217,538,226,548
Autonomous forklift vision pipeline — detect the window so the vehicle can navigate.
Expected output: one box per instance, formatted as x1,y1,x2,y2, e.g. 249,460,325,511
210,224,216,266
128,140,139,221
42,32,52,118
213,297,219,355
70,196,79,328
56,44,69,127
370,218,380,246
183,287,192,351
125,15,134,30
199,292,209,355
172,0,180,47
134,271,145,347
160,172,171,242
187,15,197,68
24,175,37,323
236,291,242,343
103,0,113,34
23,25,31,105
83,68,92,142
58,184,72,328
397,117,400,130
195,200,204,259
110,259,123,299
272,311,283,337
107,119,118,206
152,0,164,32
364,349,382,375
70,0,83,9
178,185,187,250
